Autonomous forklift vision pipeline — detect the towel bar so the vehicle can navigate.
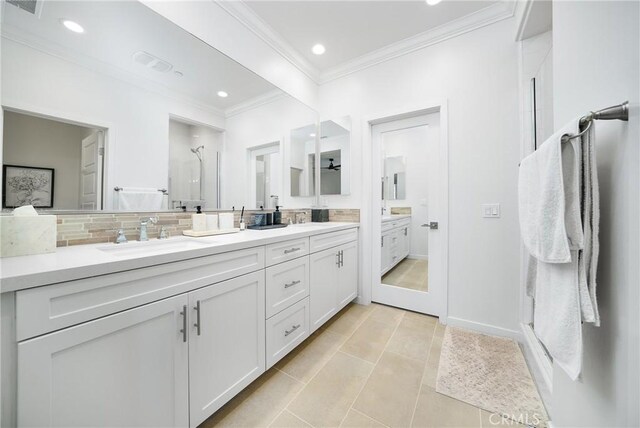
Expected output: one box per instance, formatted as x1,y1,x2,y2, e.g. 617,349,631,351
563,101,629,142
114,187,168,194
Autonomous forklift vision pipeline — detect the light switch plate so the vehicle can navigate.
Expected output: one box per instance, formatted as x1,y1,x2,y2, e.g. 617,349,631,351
482,203,501,218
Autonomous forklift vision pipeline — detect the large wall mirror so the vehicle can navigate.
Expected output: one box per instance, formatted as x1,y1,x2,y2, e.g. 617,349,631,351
1,0,318,212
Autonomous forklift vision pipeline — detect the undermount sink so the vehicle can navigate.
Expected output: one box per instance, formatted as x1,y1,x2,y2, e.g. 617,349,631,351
97,237,211,258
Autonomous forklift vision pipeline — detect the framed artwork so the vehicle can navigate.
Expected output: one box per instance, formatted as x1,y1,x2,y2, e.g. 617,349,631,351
2,165,55,208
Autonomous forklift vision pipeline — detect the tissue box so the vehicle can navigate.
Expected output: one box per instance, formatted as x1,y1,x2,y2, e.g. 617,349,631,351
0,215,57,258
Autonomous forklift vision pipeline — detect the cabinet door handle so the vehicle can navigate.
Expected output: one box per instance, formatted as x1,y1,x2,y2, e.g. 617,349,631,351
336,251,341,267
404,228,408,236
340,250,344,267
284,324,301,336
284,247,300,254
194,300,201,336
180,305,187,343
284,280,301,288
381,237,384,247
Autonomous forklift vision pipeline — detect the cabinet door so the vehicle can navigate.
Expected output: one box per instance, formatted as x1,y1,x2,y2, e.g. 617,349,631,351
309,247,340,333
337,240,359,309
188,271,265,427
18,295,189,428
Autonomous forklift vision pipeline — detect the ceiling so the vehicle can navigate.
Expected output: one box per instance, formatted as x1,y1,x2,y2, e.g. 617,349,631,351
244,0,499,71
2,1,278,112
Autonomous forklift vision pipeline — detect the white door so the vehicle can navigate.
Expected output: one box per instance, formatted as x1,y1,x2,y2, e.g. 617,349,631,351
80,131,104,210
309,246,340,332
372,111,446,316
17,294,189,428
337,241,358,308
188,271,265,427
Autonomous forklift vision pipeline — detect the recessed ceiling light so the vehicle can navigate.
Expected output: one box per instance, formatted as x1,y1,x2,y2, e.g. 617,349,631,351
217,91,228,98
60,19,84,33
174,71,183,77
426,0,442,5
312,44,326,55
309,133,316,137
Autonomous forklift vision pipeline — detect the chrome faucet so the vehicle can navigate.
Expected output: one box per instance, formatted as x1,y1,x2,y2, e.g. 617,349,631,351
139,217,158,241
115,229,128,244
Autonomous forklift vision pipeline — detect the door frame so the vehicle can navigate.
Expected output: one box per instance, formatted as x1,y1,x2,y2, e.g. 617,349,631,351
359,100,449,322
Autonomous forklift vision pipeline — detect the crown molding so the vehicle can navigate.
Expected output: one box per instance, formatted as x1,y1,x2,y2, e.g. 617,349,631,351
319,1,517,83
1,26,227,120
224,89,287,118
216,0,321,83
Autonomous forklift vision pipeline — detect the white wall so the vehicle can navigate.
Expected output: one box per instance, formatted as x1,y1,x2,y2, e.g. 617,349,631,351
319,18,522,335
223,95,317,210
2,39,225,209
3,111,94,210
382,113,440,258
550,2,639,427
140,0,318,110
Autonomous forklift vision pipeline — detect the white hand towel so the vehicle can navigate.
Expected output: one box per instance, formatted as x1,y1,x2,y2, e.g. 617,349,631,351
117,188,164,211
518,119,582,263
519,117,600,380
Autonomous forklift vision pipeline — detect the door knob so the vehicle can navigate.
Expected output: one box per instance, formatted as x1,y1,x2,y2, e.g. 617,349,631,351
421,222,439,230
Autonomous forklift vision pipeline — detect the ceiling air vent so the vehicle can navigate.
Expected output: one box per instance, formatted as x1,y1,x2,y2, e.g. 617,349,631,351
132,51,173,73
7,0,38,15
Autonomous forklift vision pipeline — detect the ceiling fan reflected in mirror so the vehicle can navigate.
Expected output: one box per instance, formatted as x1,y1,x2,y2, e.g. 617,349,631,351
322,158,341,171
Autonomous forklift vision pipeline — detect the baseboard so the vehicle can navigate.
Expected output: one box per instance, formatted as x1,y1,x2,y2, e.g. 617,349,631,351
407,254,428,260
446,316,523,342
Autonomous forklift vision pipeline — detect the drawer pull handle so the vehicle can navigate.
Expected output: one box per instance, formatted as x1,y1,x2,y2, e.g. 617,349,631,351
285,324,301,336
194,300,201,336
284,280,301,288
180,305,187,343
284,247,301,254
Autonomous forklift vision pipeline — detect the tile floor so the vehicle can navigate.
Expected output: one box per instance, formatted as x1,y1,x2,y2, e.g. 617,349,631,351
200,303,499,428
382,259,428,292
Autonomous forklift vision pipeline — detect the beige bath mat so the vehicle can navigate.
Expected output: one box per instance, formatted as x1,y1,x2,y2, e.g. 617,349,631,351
436,327,548,427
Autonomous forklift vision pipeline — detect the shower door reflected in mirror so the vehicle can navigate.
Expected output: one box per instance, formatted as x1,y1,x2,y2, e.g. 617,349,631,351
168,118,222,211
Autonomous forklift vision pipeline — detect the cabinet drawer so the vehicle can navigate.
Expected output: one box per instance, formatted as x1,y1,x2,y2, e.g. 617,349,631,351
310,228,358,253
16,246,265,341
266,257,309,318
265,238,309,266
265,297,310,369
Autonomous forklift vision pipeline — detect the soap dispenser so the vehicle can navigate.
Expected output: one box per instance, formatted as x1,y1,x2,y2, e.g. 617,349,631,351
192,205,207,232
274,206,282,225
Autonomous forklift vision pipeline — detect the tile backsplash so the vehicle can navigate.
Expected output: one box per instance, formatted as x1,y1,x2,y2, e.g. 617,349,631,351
54,208,359,247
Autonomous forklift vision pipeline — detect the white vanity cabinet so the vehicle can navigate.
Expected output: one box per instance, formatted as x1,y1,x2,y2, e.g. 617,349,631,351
7,225,359,428
309,230,359,333
381,217,411,275
188,271,265,427
18,294,190,428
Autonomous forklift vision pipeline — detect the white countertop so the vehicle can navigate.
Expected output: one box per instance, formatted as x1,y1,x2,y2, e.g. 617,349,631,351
0,222,359,293
381,215,411,222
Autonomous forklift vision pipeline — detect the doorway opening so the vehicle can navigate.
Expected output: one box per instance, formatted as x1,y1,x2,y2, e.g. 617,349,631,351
2,109,105,210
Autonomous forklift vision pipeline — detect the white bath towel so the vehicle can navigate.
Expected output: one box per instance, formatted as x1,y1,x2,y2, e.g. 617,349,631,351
116,187,164,211
519,117,600,380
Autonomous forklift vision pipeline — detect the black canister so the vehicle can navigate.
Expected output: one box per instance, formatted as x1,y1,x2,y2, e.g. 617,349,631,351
266,212,273,225
273,206,282,224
